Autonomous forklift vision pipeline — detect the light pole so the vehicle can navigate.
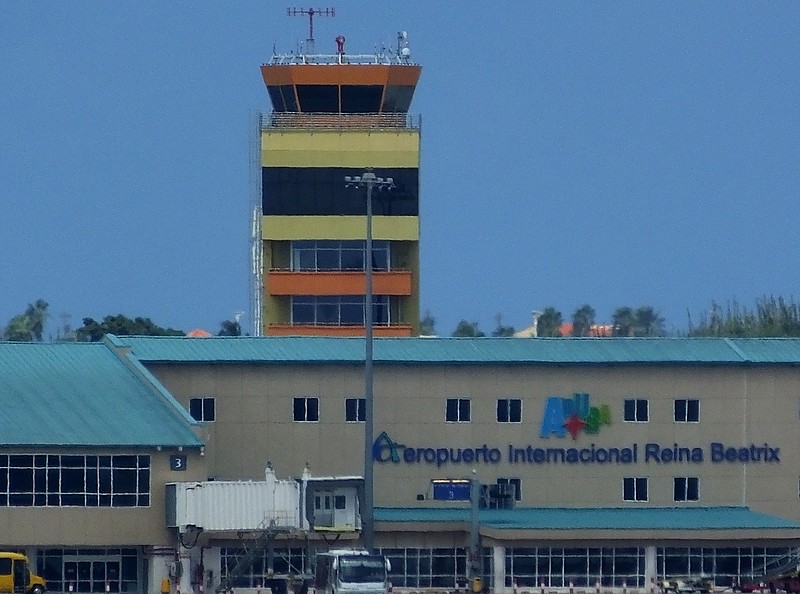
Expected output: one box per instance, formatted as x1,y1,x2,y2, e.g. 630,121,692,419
344,171,393,552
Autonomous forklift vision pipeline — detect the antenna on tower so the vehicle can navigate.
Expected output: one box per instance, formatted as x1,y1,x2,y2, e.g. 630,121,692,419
397,30,411,61
287,7,335,55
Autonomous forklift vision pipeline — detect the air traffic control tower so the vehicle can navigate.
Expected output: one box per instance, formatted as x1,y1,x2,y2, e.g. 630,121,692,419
252,30,422,337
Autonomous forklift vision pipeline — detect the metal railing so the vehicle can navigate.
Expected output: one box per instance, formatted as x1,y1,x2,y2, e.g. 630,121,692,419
260,111,419,130
266,52,418,66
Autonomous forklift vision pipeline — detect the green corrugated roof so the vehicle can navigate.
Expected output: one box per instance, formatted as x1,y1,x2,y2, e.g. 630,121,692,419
113,335,800,365
374,507,800,530
0,342,203,447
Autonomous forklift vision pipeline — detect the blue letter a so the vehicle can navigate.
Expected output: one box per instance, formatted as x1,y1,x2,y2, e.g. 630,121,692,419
540,397,567,438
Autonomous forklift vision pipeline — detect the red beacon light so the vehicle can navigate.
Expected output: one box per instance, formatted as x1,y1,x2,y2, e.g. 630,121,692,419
335,35,345,54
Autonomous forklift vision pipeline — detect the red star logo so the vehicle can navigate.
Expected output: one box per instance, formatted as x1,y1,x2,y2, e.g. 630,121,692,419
564,414,587,440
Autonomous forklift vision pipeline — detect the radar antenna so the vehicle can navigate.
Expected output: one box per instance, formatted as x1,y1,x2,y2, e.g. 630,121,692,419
287,7,335,55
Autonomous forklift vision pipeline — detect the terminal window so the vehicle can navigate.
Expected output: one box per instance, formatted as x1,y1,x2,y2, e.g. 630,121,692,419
497,477,522,501
345,398,366,422
623,477,648,501
189,397,216,422
623,399,649,422
674,398,700,422
293,397,320,422
673,477,699,501
0,454,150,507
446,398,471,422
496,398,522,423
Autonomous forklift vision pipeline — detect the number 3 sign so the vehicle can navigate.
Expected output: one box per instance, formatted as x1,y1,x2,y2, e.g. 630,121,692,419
170,455,188,471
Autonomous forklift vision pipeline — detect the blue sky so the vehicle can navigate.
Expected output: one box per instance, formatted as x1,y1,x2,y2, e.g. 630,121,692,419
1,2,798,337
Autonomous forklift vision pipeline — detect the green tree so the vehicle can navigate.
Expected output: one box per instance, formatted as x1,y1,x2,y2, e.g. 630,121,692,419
688,296,800,337
75,314,184,342
536,307,563,337
3,299,49,342
218,319,242,336
611,306,637,337
491,314,515,337
612,305,665,337
571,304,596,337
452,320,485,337
420,309,436,336
635,306,665,336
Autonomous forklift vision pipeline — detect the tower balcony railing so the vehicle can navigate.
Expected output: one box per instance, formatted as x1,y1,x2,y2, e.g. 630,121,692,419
261,112,420,130
267,53,419,66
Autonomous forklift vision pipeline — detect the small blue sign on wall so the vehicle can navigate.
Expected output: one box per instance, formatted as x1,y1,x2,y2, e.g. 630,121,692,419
432,479,471,501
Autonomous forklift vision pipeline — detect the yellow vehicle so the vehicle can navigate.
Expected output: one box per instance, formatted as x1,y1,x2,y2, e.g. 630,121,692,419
0,553,46,594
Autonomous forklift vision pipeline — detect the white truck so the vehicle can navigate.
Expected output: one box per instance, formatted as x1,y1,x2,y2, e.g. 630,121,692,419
314,550,391,594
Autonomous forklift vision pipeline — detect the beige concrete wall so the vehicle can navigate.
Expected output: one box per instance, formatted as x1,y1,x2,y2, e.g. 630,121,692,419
146,361,800,520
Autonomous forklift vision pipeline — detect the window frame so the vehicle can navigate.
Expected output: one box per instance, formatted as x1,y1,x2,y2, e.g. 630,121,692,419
622,477,648,502
497,477,522,501
293,397,320,422
291,295,392,326
0,454,150,507
623,398,649,423
673,476,699,502
345,398,366,422
674,398,700,423
189,397,216,422
496,398,522,423
291,240,391,272
445,398,471,423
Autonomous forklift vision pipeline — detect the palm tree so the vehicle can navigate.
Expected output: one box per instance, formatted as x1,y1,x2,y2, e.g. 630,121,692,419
3,299,49,341
571,304,596,337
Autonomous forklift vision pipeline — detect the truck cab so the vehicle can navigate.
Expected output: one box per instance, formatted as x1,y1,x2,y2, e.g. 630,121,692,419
314,550,390,594
0,553,46,594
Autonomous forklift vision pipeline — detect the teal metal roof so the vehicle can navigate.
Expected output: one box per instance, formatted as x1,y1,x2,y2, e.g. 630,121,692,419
113,335,800,366
0,342,203,447
375,507,800,530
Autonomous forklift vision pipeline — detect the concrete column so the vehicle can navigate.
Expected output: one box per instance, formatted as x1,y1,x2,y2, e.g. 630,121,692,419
644,546,658,594
177,550,192,594
493,546,507,594
147,547,176,594
204,548,222,593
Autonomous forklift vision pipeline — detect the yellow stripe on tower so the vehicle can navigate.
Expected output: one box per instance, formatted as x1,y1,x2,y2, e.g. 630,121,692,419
262,130,419,168
262,216,419,241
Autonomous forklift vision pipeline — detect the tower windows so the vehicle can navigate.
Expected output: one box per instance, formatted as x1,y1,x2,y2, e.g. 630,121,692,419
295,85,339,112
263,167,418,216
291,240,390,272
291,295,391,326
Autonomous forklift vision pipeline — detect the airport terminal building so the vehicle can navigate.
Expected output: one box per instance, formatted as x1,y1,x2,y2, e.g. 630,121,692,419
3,336,800,594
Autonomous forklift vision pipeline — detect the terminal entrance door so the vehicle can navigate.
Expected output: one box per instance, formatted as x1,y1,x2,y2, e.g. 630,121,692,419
63,554,122,593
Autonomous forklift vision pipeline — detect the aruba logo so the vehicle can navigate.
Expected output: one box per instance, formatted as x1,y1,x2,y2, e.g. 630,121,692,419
540,393,611,440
